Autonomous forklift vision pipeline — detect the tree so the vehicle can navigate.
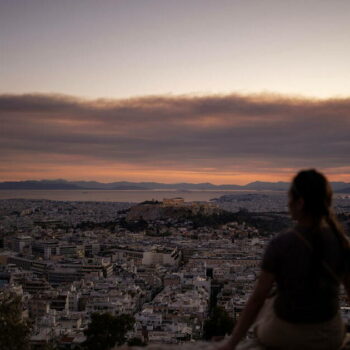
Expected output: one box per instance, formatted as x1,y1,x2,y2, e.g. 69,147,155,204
203,306,234,341
127,337,146,347
83,313,134,350
0,292,32,350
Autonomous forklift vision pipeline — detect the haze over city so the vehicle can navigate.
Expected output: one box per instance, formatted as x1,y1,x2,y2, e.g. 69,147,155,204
1,0,350,184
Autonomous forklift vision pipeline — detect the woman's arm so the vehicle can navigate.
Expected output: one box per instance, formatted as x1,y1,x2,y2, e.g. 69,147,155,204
218,270,274,350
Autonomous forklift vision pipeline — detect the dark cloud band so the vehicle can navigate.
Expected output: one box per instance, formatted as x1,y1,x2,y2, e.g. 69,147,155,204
1,93,350,177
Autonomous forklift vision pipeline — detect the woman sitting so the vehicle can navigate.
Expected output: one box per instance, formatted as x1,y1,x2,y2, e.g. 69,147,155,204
219,169,350,350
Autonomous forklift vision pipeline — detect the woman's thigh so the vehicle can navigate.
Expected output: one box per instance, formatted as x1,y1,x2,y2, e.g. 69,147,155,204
257,311,345,350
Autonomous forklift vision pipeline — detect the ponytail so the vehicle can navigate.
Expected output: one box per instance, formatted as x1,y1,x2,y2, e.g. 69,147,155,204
325,208,350,250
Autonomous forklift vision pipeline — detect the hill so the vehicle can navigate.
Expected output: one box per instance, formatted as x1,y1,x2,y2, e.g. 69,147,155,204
0,179,349,192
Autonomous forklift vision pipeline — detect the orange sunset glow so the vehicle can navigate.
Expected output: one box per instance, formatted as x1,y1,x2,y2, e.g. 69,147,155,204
1,93,350,184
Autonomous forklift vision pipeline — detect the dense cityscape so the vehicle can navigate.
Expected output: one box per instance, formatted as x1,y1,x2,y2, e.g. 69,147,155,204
1,193,350,349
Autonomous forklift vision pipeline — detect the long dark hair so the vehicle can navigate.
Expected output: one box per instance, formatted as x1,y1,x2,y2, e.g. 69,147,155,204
290,169,349,249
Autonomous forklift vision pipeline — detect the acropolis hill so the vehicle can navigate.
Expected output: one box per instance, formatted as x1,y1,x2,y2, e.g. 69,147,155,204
126,198,219,222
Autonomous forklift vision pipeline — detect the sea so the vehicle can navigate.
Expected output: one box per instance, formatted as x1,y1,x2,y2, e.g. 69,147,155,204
0,189,254,203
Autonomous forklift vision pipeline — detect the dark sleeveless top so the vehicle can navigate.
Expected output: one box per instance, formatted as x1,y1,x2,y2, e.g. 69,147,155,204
261,226,349,323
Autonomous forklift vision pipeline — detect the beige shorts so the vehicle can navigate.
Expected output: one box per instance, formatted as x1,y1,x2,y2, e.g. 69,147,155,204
255,298,346,350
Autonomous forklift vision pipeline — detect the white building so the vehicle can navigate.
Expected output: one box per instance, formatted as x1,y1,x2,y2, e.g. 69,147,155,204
142,247,181,266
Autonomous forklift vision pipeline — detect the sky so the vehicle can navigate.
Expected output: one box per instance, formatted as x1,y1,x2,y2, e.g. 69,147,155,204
1,0,350,184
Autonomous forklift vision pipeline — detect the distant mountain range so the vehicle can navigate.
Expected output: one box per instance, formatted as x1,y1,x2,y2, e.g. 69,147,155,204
1,179,350,193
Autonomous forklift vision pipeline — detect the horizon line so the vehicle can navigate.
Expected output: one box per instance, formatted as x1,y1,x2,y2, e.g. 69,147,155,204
1,178,350,186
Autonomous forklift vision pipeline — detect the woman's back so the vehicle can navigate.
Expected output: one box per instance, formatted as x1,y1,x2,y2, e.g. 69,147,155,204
262,224,347,323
